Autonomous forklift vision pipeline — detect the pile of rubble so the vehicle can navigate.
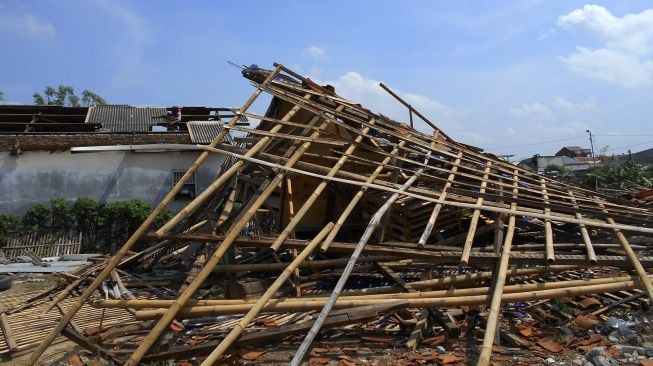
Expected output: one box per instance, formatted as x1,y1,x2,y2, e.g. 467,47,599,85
2,63,652,365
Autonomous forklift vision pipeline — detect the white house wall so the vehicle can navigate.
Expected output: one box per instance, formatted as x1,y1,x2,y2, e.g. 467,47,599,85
0,150,226,214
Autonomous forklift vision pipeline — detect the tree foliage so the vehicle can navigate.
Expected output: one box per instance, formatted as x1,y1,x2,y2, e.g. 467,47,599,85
543,164,572,179
33,85,107,107
582,158,652,190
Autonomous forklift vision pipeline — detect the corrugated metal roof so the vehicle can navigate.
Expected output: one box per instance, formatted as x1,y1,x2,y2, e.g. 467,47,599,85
87,105,167,132
187,121,234,144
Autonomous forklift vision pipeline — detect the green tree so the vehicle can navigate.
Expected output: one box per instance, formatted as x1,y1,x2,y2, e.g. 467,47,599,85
0,90,4,101
583,158,652,190
33,85,106,107
33,93,45,105
543,164,571,179
81,90,107,107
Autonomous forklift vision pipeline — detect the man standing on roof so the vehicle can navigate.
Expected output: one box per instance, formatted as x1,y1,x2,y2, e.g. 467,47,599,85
153,106,182,131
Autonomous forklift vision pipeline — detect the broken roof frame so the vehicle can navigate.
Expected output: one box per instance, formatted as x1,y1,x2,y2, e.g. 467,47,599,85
26,63,653,366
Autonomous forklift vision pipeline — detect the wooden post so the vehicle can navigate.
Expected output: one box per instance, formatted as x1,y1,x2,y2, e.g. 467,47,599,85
26,64,285,366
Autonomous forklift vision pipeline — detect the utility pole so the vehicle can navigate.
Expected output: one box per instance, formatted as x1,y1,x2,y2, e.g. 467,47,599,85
586,129,595,167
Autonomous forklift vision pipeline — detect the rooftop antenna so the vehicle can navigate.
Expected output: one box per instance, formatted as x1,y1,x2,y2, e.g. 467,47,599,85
227,60,246,70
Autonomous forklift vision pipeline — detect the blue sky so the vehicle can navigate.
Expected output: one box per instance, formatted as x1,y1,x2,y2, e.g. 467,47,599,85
2,1,653,160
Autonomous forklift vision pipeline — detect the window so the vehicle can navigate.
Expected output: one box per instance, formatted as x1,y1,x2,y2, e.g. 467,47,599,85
172,171,196,200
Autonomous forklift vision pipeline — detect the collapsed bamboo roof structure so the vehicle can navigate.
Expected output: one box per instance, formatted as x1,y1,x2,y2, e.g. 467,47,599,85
23,63,653,365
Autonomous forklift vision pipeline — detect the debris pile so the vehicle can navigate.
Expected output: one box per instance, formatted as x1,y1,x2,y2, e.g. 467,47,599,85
2,63,652,365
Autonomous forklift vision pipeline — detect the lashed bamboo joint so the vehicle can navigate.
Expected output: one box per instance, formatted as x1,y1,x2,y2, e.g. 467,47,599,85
24,62,653,366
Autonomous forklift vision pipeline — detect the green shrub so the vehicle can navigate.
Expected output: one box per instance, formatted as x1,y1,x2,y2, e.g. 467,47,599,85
0,214,19,247
21,203,51,231
7,198,175,254
50,198,73,231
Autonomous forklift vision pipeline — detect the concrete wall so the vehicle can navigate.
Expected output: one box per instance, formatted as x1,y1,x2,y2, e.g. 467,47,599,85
0,150,226,214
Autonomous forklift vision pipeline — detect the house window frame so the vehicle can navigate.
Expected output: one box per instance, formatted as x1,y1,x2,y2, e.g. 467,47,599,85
172,170,197,200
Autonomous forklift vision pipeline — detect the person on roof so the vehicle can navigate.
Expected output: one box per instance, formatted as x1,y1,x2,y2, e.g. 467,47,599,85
153,106,182,131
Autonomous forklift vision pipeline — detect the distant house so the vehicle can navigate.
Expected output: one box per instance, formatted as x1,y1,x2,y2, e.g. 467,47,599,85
517,155,594,174
0,105,243,214
555,146,592,158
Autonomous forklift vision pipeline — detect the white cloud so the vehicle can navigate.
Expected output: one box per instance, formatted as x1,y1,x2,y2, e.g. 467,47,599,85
538,28,556,41
557,5,653,87
303,46,327,62
508,102,552,119
321,71,477,142
0,13,54,36
554,95,596,109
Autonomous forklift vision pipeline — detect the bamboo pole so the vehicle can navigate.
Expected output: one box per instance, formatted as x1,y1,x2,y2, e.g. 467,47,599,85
25,64,285,366
195,145,653,235
135,279,643,319
155,92,315,237
291,138,437,366
478,169,518,365
541,178,555,263
418,151,463,247
102,268,620,310
200,223,334,365
123,106,338,366
320,140,407,252
110,273,639,311
211,255,396,273
595,198,653,303
378,82,449,140
461,162,492,265
270,119,374,250
568,191,597,264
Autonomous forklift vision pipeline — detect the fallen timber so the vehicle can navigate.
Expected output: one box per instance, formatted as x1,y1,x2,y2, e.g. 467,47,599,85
22,63,652,366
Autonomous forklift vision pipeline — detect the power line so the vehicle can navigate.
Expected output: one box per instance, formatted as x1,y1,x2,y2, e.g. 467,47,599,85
594,133,653,137
487,136,584,150
605,140,653,152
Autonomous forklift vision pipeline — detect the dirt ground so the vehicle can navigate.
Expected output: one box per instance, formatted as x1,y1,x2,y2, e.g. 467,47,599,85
0,340,86,366
0,273,59,298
